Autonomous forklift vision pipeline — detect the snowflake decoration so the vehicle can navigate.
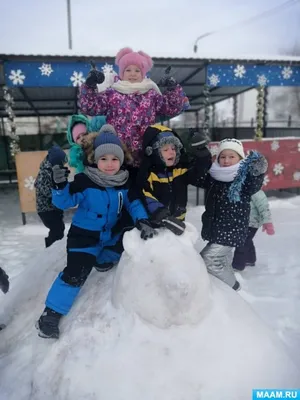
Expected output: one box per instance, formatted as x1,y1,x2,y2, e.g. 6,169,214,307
208,74,220,87
271,140,280,152
263,175,270,186
298,142,300,152
233,64,246,78
39,63,53,77
70,71,85,87
273,163,284,176
209,145,219,156
257,74,268,87
101,63,115,74
281,66,293,80
8,69,26,85
293,171,300,181
24,176,35,191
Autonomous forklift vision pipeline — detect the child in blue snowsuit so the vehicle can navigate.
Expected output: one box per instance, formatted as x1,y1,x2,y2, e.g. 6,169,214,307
36,125,156,339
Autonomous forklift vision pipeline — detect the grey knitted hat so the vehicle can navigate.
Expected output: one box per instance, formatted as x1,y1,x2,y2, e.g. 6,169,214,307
94,124,124,165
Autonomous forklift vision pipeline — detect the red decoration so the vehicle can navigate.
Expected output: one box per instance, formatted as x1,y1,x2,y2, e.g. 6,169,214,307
208,138,300,190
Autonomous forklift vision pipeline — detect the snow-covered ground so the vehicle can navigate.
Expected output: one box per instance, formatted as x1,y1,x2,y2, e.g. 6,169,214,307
0,185,300,399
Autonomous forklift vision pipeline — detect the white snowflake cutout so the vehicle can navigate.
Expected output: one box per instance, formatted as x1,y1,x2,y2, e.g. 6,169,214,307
281,66,293,80
9,69,26,85
24,176,35,191
271,140,280,151
257,74,268,87
39,63,53,77
101,63,115,74
70,71,85,87
208,74,220,87
293,171,300,181
263,175,270,186
273,163,284,176
233,64,246,78
209,144,219,156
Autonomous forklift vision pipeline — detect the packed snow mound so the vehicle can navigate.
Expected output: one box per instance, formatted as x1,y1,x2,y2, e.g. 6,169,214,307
112,223,212,328
0,225,299,400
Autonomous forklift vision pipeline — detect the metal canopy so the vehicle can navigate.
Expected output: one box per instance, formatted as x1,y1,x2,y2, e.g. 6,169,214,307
1,54,300,117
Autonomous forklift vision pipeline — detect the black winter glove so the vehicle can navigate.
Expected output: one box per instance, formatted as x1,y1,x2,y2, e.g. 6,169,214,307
158,66,178,90
162,216,186,236
85,62,105,87
0,267,9,294
190,131,210,157
248,151,268,176
52,165,70,189
136,219,157,240
151,207,171,224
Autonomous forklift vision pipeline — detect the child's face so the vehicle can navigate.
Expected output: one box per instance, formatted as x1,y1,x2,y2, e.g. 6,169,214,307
75,132,87,145
160,144,177,167
97,154,121,175
123,65,143,83
218,150,241,167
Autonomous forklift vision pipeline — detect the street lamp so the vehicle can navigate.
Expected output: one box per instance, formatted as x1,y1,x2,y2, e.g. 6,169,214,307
193,32,213,53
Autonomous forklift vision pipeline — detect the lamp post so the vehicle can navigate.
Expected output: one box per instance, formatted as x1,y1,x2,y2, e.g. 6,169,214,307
67,0,72,50
193,32,212,53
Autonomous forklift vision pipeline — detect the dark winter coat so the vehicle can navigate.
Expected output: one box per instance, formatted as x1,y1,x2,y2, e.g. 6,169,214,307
201,172,264,247
34,158,56,213
137,125,212,221
52,173,148,250
142,155,212,220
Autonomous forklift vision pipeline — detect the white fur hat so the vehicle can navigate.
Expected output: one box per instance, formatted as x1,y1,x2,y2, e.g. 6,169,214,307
217,138,245,159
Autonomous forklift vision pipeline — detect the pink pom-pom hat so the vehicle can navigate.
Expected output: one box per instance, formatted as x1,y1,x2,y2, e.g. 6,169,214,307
115,47,153,79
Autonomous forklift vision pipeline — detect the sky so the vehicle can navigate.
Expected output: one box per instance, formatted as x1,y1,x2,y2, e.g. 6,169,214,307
0,0,299,58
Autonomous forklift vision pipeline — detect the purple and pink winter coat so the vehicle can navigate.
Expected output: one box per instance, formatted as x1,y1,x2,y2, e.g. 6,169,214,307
78,82,189,166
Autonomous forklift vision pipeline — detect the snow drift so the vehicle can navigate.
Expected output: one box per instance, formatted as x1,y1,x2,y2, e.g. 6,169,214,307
0,223,299,400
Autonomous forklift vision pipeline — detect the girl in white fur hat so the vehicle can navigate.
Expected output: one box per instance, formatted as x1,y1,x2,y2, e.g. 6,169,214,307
200,138,267,291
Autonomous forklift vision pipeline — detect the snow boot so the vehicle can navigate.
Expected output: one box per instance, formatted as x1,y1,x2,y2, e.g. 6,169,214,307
94,262,115,272
232,281,241,291
0,267,9,294
36,307,62,339
233,266,245,272
245,262,255,267
45,233,64,248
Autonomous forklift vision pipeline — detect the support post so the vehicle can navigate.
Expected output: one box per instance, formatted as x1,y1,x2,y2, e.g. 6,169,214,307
67,0,72,50
21,212,26,225
233,96,238,139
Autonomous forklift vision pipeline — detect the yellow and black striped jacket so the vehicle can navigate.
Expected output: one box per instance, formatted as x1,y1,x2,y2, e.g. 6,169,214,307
142,156,211,220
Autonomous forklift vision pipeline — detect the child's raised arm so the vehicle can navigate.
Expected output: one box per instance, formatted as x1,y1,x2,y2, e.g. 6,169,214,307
78,84,109,116
52,167,84,210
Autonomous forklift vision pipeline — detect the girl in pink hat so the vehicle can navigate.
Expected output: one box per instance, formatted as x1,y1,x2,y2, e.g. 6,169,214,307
78,47,189,169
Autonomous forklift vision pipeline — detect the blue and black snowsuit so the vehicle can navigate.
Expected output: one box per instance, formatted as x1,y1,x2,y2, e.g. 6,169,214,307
45,172,148,316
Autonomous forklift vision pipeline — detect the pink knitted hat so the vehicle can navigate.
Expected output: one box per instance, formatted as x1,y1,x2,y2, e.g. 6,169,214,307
115,47,153,79
72,123,87,142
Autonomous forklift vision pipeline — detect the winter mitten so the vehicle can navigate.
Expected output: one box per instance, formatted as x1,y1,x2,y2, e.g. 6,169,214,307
158,66,178,90
85,67,105,87
190,131,210,157
52,165,70,189
262,223,275,235
249,152,268,176
136,219,157,240
159,76,178,90
0,267,9,294
151,207,171,225
162,216,186,236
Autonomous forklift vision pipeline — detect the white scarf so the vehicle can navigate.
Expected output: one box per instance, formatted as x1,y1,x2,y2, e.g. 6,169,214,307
111,78,162,95
209,161,241,182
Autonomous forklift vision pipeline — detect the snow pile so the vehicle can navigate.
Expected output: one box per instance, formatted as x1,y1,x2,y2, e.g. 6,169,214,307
112,223,212,328
0,223,299,400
